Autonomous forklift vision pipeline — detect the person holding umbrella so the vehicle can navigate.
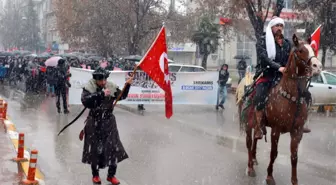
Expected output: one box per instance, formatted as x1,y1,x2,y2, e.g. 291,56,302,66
45,57,71,113
56,58,71,114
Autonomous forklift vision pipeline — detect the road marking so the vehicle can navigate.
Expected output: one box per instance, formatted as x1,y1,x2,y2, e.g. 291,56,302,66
0,97,46,183
7,130,19,140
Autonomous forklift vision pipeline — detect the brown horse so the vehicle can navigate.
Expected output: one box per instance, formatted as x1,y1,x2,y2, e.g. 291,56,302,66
238,34,322,185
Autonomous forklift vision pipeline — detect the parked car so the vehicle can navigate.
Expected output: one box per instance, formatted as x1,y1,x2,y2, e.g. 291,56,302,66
309,71,336,105
168,63,206,72
168,64,232,88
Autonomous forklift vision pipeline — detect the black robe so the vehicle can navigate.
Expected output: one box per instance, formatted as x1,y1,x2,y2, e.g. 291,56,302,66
81,79,130,168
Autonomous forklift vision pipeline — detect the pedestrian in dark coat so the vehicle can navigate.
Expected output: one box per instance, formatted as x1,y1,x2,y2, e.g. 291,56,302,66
237,59,247,84
81,67,133,185
216,64,229,110
46,66,57,96
55,59,71,114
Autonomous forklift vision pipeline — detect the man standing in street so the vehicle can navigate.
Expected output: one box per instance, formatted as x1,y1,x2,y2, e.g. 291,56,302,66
81,67,133,185
216,64,229,110
55,58,70,114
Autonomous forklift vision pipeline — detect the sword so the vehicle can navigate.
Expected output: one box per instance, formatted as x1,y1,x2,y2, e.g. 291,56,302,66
57,107,87,136
236,66,269,105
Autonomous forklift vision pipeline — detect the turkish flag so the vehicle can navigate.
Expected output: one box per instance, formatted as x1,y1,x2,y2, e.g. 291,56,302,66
310,25,321,56
138,26,173,118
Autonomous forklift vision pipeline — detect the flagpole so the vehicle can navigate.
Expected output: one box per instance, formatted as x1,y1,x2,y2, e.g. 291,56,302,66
311,25,322,36
113,22,166,107
113,66,138,107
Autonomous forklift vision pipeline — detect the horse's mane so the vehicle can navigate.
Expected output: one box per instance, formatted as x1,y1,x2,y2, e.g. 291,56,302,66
298,40,308,45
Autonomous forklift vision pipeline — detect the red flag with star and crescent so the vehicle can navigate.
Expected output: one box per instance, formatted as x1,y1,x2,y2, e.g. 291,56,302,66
138,26,173,118
310,25,321,56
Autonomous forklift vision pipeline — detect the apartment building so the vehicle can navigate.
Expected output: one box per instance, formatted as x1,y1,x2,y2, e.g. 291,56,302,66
1,0,66,52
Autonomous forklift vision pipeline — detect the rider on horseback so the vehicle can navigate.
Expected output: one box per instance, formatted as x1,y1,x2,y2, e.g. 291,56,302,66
254,17,311,139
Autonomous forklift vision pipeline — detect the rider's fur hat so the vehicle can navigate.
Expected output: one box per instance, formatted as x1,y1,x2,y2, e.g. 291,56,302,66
92,67,110,80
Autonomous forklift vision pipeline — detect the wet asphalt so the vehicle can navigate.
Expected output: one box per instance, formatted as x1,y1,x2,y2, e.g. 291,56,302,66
0,85,335,185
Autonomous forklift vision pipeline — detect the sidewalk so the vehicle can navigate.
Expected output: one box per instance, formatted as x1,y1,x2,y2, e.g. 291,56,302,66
0,125,24,185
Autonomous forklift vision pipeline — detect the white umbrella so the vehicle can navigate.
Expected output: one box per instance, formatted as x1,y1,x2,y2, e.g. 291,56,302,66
45,56,62,67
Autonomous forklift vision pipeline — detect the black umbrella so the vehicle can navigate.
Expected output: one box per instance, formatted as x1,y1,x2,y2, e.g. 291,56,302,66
12,50,31,56
123,55,143,61
0,51,14,56
62,53,78,58
37,52,52,59
234,55,250,60
88,56,104,61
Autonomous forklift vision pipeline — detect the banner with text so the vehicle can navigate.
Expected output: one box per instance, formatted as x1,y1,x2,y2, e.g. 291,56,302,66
69,68,219,105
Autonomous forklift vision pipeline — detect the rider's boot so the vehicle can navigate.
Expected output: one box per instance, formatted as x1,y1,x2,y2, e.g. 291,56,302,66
303,91,312,133
303,127,311,133
254,110,264,139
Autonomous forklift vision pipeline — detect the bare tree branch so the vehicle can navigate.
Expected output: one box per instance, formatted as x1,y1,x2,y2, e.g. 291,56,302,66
263,0,272,23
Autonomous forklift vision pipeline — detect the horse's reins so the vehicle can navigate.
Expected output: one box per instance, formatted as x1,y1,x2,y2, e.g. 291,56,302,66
286,48,315,130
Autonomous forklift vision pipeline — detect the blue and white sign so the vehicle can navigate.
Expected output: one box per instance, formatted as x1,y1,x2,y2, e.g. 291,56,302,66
69,68,219,105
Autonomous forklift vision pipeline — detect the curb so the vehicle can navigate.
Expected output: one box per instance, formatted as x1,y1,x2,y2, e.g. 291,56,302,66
2,115,45,184
116,104,144,115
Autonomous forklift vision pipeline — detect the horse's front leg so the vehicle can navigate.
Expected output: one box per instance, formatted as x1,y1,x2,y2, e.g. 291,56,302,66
290,131,303,185
266,129,280,185
245,127,256,177
252,136,259,165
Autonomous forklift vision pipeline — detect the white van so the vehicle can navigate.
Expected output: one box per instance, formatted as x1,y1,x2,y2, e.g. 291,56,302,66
134,62,232,87
168,64,206,72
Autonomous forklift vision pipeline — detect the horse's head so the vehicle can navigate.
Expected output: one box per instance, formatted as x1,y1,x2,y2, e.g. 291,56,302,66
289,34,321,78
306,36,323,76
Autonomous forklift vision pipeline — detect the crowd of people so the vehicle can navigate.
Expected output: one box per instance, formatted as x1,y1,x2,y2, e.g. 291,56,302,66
0,52,146,112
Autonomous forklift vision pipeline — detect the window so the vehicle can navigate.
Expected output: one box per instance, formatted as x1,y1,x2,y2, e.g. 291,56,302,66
236,33,253,59
237,43,244,50
180,66,195,72
324,73,336,85
285,0,292,9
168,66,181,72
193,67,205,72
311,75,324,83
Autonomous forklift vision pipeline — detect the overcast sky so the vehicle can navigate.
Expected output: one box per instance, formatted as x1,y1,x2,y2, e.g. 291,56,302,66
163,0,186,13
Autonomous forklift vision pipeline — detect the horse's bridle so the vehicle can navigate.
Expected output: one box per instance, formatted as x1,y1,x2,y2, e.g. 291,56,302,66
280,46,315,130
292,47,314,79
279,47,314,105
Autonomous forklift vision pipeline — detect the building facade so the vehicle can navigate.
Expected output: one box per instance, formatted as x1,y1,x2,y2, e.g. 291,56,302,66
171,0,335,69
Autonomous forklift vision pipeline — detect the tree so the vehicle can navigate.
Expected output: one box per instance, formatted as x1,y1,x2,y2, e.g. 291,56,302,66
55,0,177,56
228,0,285,40
20,0,40,51
0,1,24,49
294,0,336,67
191,16,220,69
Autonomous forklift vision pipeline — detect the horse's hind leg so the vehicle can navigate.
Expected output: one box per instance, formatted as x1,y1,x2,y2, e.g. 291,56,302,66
290,132,303,185
266,129,280,185
251,137,259,165
245,128,256,177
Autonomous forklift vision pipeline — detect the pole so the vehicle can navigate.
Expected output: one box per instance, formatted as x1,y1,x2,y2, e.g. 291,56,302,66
113,65,139,107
